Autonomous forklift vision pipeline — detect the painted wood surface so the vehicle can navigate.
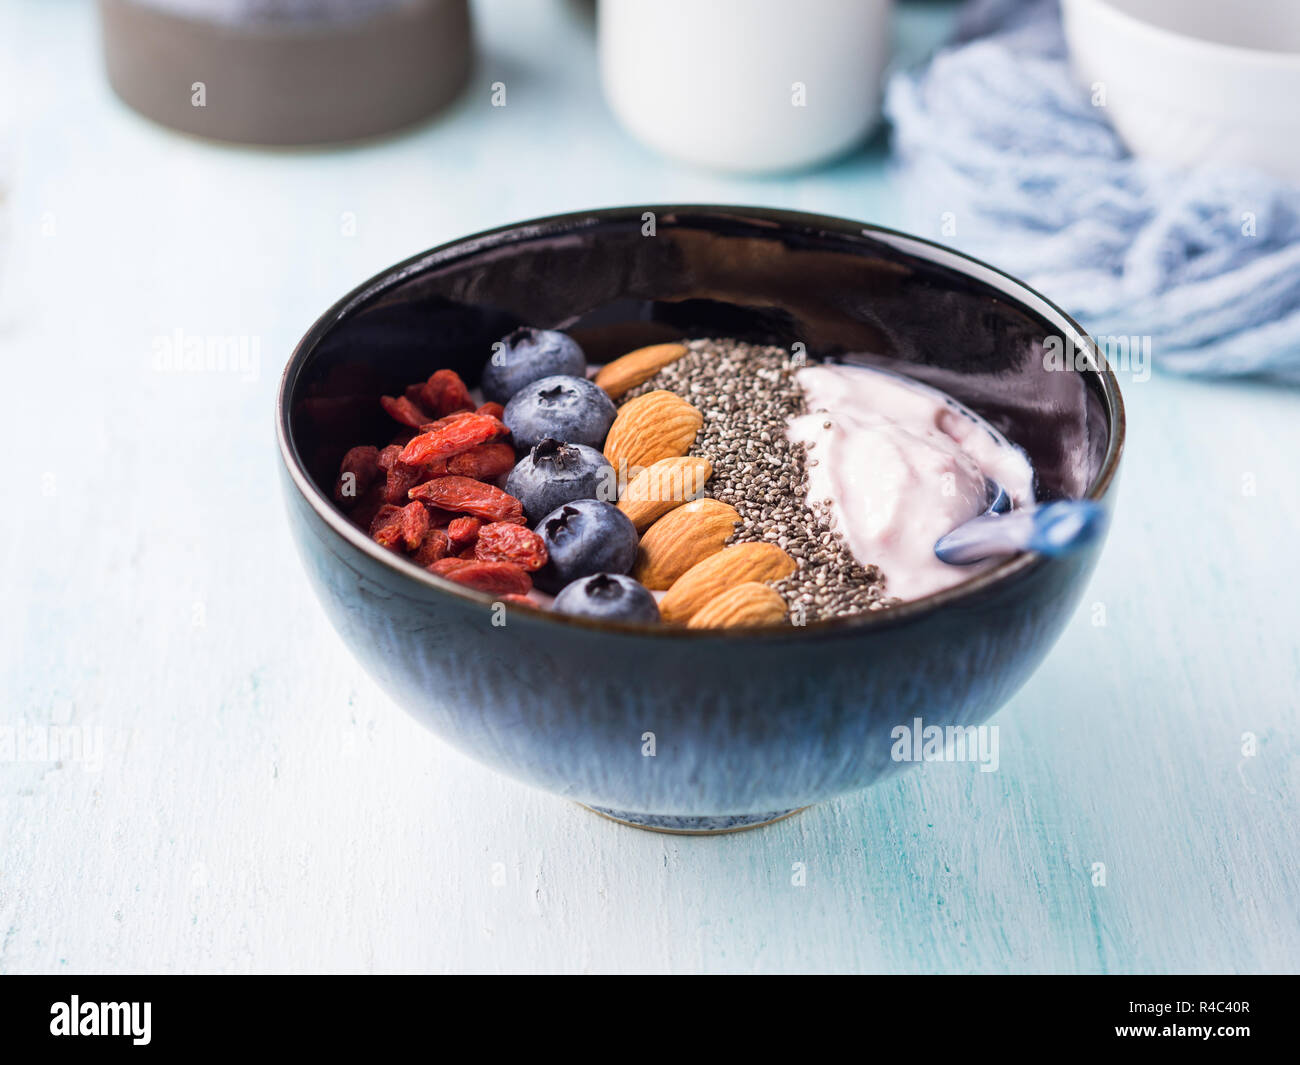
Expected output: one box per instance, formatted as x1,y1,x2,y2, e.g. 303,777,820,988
1,0,1296,974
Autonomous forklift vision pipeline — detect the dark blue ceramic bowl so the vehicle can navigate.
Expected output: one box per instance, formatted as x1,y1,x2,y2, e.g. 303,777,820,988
276,206,1124,833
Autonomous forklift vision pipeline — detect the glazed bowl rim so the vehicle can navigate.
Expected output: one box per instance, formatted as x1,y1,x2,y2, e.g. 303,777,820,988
276,204,1126,642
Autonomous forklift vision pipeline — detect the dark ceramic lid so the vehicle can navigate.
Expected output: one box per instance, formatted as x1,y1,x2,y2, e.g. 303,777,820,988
127,1,418,24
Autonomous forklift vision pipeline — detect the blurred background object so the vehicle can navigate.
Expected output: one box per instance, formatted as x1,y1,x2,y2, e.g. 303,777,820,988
98,0,472,145
887,0,1300,381
0,66,11,311
598,0,893,174
1063,0,1300,182
0,119,9,304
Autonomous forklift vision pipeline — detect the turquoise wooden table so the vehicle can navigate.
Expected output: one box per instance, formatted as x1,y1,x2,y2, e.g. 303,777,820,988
1,0,1296,974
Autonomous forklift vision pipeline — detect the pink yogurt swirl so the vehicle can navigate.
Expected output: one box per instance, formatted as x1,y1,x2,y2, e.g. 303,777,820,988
788,364,1035,602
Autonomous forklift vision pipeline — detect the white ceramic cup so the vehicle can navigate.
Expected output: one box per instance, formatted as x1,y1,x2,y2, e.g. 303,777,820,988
1063,0,1300,183
598,0,893,173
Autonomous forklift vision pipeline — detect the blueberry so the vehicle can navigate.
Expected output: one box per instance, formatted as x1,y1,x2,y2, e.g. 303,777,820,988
505,438,617,523
533,498,637,593
503,374,616,452
481,327,586,404
553,573,660,624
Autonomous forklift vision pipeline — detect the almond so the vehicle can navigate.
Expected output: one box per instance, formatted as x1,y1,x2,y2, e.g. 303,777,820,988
603,390,702,474
688,582,788,629
617,456,712,532
659,542,797,624
594,342,689,399
634,499,739,589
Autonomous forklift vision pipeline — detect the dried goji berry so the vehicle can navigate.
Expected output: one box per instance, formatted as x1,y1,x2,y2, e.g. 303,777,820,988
408,475,525,523
457,544,479,559
412,528,450,566
428,558,532,596
377,444,403,471
369,504,402,534
447,516,483,551
415,503,457,528
370,504,405,550
446,442,515,480
399,413,508,466
474,522,548,571
418,410,477,431
334,445,381,504
382,462,425,505
398,501,429,551
475,401,506,420
380,394,433,429
423,456,455,480
419,369,475,417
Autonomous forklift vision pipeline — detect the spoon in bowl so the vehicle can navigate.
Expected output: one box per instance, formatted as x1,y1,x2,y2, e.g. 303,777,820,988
934,482,1106,565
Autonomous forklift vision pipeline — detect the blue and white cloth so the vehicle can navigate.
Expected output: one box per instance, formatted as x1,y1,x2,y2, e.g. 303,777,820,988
884,0,1300,380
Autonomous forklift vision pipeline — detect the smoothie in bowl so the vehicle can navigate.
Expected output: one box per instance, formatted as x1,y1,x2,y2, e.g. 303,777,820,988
277,205,1123,832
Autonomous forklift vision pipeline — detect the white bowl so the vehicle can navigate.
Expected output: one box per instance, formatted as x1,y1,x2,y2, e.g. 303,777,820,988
1062,0,1300,182
598,0,892,174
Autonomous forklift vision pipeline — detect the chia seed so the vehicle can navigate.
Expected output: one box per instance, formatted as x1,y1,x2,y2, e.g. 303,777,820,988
622,337,894,621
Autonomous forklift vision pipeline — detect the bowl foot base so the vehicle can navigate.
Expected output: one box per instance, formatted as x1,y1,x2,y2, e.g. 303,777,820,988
583,805,807,835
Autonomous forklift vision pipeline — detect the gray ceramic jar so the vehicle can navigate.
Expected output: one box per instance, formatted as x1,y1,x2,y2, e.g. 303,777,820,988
99,0,472,145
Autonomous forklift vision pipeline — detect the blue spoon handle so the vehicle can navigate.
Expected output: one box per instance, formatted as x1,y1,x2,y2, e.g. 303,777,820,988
934,500,1107,565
